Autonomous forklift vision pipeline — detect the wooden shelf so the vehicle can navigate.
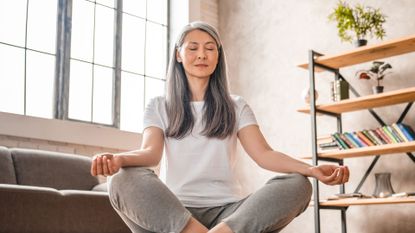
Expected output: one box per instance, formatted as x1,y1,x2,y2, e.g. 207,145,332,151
298,34,415,72
303,141,415,160
319,197,415,207
297,86,415,115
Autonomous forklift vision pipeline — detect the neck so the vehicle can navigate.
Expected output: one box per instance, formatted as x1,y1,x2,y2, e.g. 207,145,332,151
187,76,209,101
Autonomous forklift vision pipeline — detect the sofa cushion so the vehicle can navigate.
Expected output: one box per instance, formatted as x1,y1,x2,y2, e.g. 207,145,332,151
0,146,17,184
11,148,99,190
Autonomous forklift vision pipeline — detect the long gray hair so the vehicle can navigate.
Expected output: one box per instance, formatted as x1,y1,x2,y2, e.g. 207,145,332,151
165,21,236,139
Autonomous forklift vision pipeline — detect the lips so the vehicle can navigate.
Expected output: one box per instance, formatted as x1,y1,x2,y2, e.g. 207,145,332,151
195,64,208,67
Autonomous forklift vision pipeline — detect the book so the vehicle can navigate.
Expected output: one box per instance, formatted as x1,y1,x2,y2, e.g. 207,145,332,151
356,131,374,146
389,125,405,142
362,130,379,145
391,123,408,142
319,141,338,148
317,135,335,144
339,133,355,148
352,132,368,146
318,141,340,151
397,123,415,141
332,133,349,149
327,192,373,200
345,132,364,147
330,135,346,150
375,127,393,144
371,129,388,145
368,129,384,145
386,125,403,143
382,126,398,143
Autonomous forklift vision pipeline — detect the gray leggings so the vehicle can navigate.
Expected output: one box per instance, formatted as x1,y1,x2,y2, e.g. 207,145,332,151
108,167,312,233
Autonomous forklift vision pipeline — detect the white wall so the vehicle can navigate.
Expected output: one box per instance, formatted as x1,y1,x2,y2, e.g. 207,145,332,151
219,0,415,232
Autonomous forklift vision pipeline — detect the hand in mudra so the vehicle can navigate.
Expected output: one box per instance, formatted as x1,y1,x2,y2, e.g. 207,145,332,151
310,164,349,185
90,153,123,177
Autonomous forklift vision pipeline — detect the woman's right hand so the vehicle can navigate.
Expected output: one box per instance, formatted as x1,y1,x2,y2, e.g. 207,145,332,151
91,153,123,177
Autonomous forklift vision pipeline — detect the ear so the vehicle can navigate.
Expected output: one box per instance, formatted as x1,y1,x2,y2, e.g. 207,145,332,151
176,49,182,63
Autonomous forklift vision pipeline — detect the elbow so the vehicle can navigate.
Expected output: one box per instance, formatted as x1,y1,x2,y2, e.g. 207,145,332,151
150,152,163,167
254,157,267,170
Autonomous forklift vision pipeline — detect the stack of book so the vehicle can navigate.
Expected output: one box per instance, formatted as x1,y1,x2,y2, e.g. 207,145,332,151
318,123,415,150
330,80,349,102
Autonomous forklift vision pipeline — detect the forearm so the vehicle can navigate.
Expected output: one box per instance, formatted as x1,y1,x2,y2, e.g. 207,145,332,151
258,150,313,176
114,149,161,168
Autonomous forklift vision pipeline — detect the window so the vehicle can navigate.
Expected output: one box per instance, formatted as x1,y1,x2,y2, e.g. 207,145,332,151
69,0,115,125
120,0,168,132
0,0,58,118
0,0,169,133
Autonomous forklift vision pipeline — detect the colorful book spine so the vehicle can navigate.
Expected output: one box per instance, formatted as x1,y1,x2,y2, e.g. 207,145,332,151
356,131,374,146
397,123,415,141
368,130,384,145
386,125,403,143
391,123,408,142
329,124,415,150
339,133,355,148
362,130,379,145
332,133,349,149
389,125,405,142
375,128,392,144
382,126,398,143
371,129,387,145
352,132,368,146
345,132,364,147
330,135,345,150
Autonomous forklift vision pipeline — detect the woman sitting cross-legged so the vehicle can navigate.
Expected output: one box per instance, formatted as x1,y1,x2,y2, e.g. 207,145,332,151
91,21,349,233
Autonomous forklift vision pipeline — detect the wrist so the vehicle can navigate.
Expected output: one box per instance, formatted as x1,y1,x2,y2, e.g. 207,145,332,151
114,154,125,167
303,165,315,177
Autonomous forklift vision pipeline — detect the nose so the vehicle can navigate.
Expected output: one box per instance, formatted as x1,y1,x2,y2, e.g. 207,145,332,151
197,49,207,60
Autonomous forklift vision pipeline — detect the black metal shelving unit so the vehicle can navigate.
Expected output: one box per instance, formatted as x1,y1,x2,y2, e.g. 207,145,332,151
305,44,415,232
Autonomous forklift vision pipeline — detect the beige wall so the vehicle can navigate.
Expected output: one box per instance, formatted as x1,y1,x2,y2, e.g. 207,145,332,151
219,0,415,232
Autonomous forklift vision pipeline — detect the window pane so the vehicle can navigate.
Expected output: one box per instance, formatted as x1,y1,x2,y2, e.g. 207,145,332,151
94,5,115,67
96,0,114,8
145,77,165,106
123,0,146,18
146,22,167,79
0,0,27,46
92,65,113,125
26,0,58,54
71,0,94,62
147,0,167,25
120,72,144,133
0,45,25,114
69,60,93,121
122,14,145,74
26,51,55,118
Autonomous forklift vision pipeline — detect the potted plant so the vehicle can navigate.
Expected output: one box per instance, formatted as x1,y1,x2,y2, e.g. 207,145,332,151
328,1,387,47
356,61,392,94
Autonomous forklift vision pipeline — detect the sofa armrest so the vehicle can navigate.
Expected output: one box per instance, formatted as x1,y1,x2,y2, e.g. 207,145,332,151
0,184,62,232
0,184,130,233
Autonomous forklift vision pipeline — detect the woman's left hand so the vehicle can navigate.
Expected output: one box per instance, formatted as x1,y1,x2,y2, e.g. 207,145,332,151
309,164,350,185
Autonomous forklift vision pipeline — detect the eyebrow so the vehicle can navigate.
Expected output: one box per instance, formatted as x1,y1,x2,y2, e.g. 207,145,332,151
188,41,217,46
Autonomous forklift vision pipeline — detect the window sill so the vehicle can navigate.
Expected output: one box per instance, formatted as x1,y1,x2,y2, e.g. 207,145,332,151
0,111,141,151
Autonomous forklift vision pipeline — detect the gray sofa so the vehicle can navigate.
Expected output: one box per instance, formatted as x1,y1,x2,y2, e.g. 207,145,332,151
0,146,130,233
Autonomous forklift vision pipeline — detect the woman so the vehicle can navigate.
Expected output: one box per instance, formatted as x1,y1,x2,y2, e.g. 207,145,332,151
91,21,349,233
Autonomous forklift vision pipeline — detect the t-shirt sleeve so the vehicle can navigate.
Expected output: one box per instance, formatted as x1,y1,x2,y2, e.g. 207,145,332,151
237,98,258,131
143,97,164,131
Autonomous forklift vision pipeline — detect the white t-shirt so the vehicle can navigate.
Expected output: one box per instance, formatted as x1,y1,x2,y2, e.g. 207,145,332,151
143,95,258,207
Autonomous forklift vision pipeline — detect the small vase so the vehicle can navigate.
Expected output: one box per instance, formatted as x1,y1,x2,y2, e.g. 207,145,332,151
373,172,395,198
302,88,319,104
372,86,384,94
354,39,367,47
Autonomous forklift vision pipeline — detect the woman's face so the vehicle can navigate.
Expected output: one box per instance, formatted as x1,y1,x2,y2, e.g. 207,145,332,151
176,29,219,80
